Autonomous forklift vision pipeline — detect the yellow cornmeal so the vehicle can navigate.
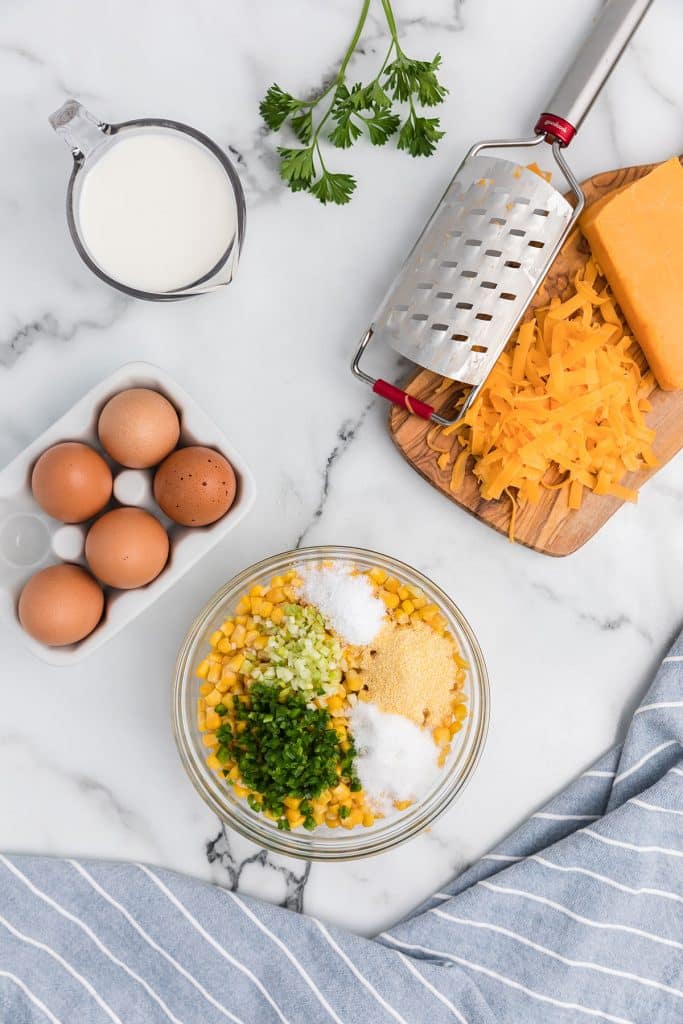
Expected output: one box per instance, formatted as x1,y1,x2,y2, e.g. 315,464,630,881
359,620,457,727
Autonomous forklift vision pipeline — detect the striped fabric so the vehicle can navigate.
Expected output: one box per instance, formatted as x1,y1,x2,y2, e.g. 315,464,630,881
1,637,681,1024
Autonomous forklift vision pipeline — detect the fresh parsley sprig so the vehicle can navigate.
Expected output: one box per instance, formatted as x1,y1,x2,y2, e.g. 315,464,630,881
259,0,448,205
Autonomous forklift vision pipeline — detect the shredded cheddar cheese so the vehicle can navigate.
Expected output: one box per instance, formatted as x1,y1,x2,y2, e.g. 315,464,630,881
434,256,659,539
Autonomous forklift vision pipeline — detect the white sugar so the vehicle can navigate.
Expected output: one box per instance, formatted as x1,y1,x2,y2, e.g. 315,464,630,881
349,702,440,814
297,563,386,645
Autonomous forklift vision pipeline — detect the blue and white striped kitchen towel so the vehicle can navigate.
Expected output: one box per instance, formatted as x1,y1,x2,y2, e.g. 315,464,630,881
1,631,681,1024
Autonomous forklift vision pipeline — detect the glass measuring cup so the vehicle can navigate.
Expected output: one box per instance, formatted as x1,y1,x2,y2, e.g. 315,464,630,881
49,100,246,301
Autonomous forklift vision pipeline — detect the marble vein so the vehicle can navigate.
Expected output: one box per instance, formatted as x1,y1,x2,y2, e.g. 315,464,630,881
206,827,311,913
295,400,374,548
0,302,128,368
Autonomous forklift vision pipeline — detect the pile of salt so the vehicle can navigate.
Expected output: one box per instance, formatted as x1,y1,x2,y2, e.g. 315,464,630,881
349,702,440,814
297,563,386,645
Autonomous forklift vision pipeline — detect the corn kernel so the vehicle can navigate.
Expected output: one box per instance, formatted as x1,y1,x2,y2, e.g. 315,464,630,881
205,709,221,730
326,817,340,828
384,576,399,593
283,796,301,810
197,710,206,731
381,590,400,609
249,585,265,597
205,688,223,707
397,586,410,601
421,603,439,622
250,596,263,616
199,681,212,696
217,637,233,654
395,799,412,811
227,765,241,781
266,587,285,604
206,754,222,771
207,664,222,683
209,630,224,648
233,784,249,798
369,567,388,584
401,600,415,615
259,600,273,618
196,659,210,679
453,703,467,721
327,695,343,712
235,597,251,615
226,653,245,672
202,733,218,748
220,620,235,636
270,606,284,625
332,782,350,800
362,811,375,827
433,726,451,746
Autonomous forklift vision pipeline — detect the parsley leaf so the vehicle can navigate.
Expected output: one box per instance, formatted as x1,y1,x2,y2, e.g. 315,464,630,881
260,84,301,132
366,107,400,146
397,114,445,158
310,171,356,205
277,147,315,189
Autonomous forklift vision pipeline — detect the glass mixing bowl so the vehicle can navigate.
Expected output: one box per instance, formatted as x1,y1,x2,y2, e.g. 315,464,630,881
173,546,489,860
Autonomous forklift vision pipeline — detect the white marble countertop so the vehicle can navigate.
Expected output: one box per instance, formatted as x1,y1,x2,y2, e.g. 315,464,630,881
1,0,681,937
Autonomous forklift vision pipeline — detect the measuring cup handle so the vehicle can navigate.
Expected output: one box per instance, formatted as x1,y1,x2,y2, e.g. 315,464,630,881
537,0,653,144
49,99,110,161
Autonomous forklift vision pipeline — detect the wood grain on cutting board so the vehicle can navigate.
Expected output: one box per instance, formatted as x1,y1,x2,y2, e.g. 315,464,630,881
389,157,683,556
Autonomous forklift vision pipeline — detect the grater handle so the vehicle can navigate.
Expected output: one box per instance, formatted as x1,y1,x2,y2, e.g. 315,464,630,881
373,380,435,420
536,0,653,145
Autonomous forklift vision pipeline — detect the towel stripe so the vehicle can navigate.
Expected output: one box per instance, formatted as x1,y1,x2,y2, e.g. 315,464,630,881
0,856,182,1024
396,952,468,1023
533,813,600,822
478,880,682,950
531,854,683,903
381,934,634,1024
614,742,679,785
0,969,64,1024
583,770,616,778
635,702,683,715
663,656,683,663
70,861,244,1024
0,908,122,1024
139,865,290,1024
223,891,343,1024
432,910,683,998
315,921,408,1024
583,829,683,858
630,798,683,817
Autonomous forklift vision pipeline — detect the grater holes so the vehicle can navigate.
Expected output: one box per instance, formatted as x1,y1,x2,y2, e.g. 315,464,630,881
485,249,502,258
416,282,433,290
475,313,493,322
500,292,516,301
533,207,550,217
490,216,506,226
509,228,526,237
504,260,521,269
455,301,473,310
431,323,449,332
465,239,482,247
469,208,487,216
446,229,463,239
512,196,531,206
441,259,459,268
451,333,469,342
460,270,477,279
393,304,409,312
436,291,453,300
471,344,488,353
480,280,497,289
528,239,545,249
411,313,428,322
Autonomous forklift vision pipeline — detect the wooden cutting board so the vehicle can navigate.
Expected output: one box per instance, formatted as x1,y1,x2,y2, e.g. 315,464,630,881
389,156,683,556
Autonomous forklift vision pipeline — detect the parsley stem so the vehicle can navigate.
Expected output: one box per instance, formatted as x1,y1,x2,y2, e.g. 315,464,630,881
380,0,403,56
339,0,372,80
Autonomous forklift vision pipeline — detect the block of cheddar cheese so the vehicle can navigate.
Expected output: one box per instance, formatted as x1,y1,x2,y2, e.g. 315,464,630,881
580,156,683,390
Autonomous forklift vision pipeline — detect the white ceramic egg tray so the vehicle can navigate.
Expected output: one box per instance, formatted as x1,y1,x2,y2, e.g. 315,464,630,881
0,361,256,664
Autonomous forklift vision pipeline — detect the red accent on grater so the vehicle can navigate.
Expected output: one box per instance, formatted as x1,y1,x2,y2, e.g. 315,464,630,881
534,113,577,146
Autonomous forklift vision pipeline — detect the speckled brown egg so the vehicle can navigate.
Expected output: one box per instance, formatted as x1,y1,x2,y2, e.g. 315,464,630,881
153,446,236,526
31,442,112,523
85,507,169,589
18,563,104,646
98,388,180,468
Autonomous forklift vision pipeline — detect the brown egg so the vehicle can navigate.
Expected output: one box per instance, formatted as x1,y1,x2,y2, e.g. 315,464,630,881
18,564,104,646
98,388,180,468
32,442,112,523
85,507,169,589
153,446,236,526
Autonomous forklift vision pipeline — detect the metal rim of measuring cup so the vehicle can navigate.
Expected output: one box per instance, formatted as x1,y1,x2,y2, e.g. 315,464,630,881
65,118,247,302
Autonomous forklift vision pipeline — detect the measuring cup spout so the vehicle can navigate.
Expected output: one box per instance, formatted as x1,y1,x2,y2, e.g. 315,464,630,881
49,100,110,162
